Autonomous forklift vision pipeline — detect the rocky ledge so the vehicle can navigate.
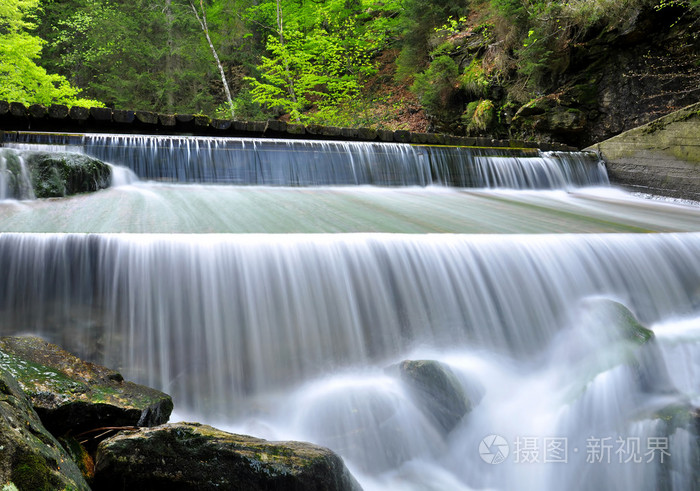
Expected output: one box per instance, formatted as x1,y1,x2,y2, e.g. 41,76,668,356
0,336,173,436
0,336,359,491
94,423,361,491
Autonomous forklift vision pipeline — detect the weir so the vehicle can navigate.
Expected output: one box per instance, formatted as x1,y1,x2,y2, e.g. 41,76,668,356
3,132,607,188
1,132,699,490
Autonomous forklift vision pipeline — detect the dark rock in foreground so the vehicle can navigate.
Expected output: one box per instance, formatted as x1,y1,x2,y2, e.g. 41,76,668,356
0,336,173,436
0,368,90,490
386,359,474,434
94,422,362,491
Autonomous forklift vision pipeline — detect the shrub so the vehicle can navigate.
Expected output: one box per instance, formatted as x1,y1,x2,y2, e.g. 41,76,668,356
462,98,496,132
460,58,489,97
411,55,460,118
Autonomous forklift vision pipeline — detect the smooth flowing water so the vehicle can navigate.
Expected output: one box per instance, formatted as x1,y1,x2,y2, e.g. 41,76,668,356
1,133,699,490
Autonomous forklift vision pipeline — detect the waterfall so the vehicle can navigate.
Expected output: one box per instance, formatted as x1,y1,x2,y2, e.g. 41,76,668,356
1,232,698,408
0,149,36,200
0,131,698,490
3,132,608,188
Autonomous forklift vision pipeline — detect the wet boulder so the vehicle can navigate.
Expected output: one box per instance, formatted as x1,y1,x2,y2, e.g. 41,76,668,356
0,336,173,436
0,368,90,490
565,298,674,398
386,359,474,434
25,151,111,198
94,422,362,491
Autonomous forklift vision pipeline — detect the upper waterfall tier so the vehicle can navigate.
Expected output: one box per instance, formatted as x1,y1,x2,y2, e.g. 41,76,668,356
4,132,608,189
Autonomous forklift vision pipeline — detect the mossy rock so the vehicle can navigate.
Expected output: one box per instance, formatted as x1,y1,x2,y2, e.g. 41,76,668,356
0,336,173,436
513,97,556,119
23,151,111,198
58,436,95,484
385,359,474,434
585,299,654,345
94,423,362,491
0,368,90,490
549,107,587,135
565,299,673,402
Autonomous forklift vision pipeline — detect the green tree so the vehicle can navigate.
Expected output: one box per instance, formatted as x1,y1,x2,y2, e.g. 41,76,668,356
411,55,460,120
395,0,467,81
245,0,379,123
37,0,253,115
0,0,101,106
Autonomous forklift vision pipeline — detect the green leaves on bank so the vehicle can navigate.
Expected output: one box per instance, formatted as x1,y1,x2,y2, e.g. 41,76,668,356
0,0,102,107
244,0,389,124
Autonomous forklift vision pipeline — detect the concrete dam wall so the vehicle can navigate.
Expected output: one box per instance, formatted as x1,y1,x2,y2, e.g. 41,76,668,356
587,102,700,200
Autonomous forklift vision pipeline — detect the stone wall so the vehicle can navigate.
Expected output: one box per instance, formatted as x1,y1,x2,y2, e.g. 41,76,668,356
586,102,700,200
0,101,577,152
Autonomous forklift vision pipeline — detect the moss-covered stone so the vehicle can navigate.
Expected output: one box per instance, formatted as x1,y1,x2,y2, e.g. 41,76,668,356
22,151,111,198
385,359,474,434
58,436,95,484
564,299,674,402
11,454,52,491
0,368,90,490
0,336,173,436
94,423,362,491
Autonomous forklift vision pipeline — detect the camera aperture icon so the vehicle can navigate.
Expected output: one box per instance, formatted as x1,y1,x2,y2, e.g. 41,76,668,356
479,434,510,464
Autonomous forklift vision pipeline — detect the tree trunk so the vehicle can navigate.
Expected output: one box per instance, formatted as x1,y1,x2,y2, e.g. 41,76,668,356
275,0,299,121
165,0,175,112
189,0,235,119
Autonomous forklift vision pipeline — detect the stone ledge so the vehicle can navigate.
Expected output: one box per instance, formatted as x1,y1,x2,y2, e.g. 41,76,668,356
0,100,577,151
588,101,700,200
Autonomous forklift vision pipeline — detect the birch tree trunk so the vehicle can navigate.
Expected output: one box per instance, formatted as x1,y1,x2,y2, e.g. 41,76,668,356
189,0,235,119
165,0,175,112
275,0,300,121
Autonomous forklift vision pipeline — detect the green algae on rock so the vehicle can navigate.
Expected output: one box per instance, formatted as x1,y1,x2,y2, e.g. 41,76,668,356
94,422,362,491
0,368,90,491
0,336,173,436
385,359,475,435
27,151,111,198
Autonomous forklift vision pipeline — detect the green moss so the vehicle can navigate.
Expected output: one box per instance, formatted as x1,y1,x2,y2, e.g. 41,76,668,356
571,84,598,106
0,350,82,394
0,349,158,409
59,437,94,484
23,152,111,199
618,310,654,344
460,58,489,98
12,454,52,491
462,99,496,132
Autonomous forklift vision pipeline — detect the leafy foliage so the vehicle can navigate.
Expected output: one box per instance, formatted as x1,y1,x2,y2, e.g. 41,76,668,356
460,58,489,98
0,0,101,106
462,98,495,132
245,0,382,123
410,55,460,119
1,0,692,134
36,0,260,114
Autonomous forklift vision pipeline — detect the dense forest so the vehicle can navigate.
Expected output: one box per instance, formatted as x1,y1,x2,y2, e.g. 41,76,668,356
1,0,699,145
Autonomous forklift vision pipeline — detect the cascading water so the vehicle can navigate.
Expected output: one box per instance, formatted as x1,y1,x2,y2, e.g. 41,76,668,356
0,149,36,200
0,131,699,490
4,132,608,188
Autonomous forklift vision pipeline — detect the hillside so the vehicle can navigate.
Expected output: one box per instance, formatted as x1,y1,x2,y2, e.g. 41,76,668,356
2,0,699,147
